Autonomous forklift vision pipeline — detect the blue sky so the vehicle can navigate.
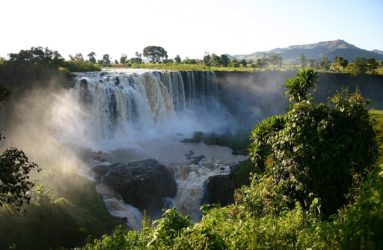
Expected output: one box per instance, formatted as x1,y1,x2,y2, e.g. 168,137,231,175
1,0,382,59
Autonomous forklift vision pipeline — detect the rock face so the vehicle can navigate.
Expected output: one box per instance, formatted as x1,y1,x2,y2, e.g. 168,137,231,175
95,159,177,216
201,174,235,206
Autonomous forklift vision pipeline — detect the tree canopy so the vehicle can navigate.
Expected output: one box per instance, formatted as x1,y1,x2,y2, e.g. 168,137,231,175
143,46,168,63
249,68,377,217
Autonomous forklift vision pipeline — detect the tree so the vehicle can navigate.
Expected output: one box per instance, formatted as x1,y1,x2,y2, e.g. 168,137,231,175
135,51,142,60
143,46,168,63
99,54,111,66
220,54,230,67
0,148,41,213
231,58,240,68
120,54,128,64
367,58,379,72
210,54,221,66
174,55,181,64
240,59,247,67
130,52,143,64
283,68,318,102
203,54,212,66
334,56,348,71
0,88,40,213
87,52,96,64
8,47,64,68
249,69,377,217
69,53,84,62
348,57,368,75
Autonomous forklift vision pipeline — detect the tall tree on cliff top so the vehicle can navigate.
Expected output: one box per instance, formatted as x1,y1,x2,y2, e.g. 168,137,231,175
143,46,168,63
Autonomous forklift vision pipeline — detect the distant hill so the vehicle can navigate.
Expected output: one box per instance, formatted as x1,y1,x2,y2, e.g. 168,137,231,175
235,40,383,64
373,49,383,56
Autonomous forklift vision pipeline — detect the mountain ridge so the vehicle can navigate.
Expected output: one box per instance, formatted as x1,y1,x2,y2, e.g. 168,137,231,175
235,39,383,64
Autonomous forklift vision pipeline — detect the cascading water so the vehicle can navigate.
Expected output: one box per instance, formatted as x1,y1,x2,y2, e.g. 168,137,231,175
70,69,245,227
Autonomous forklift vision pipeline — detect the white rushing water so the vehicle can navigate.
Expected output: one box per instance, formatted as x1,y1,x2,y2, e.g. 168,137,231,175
69,69,246,228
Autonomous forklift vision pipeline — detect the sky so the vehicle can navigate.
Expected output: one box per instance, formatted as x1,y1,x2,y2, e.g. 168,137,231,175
1,0,382,60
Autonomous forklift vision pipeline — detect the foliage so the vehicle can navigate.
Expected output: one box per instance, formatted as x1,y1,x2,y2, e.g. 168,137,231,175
0,148,41,213
174,55,181,64
220,54,230,67
64,60,101,72
0,173,117,249
87,52,97,64
249,114,286,172
283,68,318,102
8,47,64,67
143,46,168,63
99,54,112,66
370,110,383,164
347,57,379,75
232,160,253,188
120,54,128,64
249,69,377,218
124,62,255,72
148,208,191,247
334,56,349,71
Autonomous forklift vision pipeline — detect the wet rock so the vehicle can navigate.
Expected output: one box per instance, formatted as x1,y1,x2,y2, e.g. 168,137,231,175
101,159,177,216
185,150,194,160
191,154,205,164
201,162,251,206
91,162,117,181
79,79,88,89
114,77,120,85
201,174,235,206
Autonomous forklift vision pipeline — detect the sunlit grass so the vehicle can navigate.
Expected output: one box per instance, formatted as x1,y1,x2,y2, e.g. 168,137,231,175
122,63,256,72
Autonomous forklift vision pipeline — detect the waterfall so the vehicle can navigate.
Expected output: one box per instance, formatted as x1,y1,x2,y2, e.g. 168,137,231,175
71,70,219,141
69,69,242,226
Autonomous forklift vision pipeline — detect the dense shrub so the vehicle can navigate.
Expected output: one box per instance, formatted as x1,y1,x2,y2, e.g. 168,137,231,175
248,70,377,217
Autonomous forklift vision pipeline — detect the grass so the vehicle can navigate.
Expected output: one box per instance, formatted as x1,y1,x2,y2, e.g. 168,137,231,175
112,63,256,72
106,63,383,75
376,66,383,75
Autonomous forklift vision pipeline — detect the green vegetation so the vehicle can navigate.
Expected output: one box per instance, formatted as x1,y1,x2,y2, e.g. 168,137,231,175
80,70,383,249
143,46,168,63
1,46,383,248
0,148,41,213
0,172,117,249
64,60,101,72
0,83,41,214
114,62,255,72
0,49,116,249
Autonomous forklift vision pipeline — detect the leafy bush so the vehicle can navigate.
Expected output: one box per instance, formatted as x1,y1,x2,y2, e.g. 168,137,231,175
148,208,191,248
248,69,377,217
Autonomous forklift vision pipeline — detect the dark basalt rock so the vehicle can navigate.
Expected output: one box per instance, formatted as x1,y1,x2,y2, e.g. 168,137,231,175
201,174,235,206
100,159,177,216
